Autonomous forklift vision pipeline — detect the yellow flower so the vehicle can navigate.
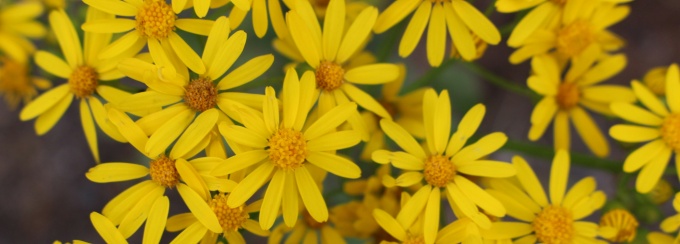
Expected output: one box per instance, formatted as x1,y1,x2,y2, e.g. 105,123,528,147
285,0,400,140
172,0,227,18
373,89,516,243
648,179,674,205
19,9,135,163
211,69,362,230
166,193,269,243
89,212,131,244
527,52,634,157
644,66,668,96
484,151,607,243
648,193,680,243
373,0,500,66
115,17,273,158
0,2,46,63
599,209,639,243
0,57,51,109
86,108,232,241
509,2,628,64
609,64,680,193
82,0,213,75
226,0,287,38
269,208,347,244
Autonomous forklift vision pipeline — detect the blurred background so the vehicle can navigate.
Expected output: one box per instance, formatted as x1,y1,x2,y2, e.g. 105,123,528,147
1,0,680,242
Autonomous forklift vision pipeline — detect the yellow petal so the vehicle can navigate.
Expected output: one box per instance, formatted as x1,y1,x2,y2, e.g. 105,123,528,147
84,0,137,16
98,31,144,60
171,109,219,159
35,93,73,135
336,6,378,64
118,188,164,238
396,185,431,228
446,103,485,156
282,69,300,128
263,87,280,134
282,171,299,227
550,150,570,205
506,3,554,47
322,0,344,61
252,0,268,38
168,32,205,74
202,17,230,70
34,51,71,78
631,80,669,117
217,54,274,91
86,162,149,183
175,18,214,36
451,0,500,44
609,124,660,143
623,139,665,172
455,175,505,217
423,89,437,153
49,10,82,68
580,54,627,86
306,130,361,151
177,184,222,233
426,3,446,67
170,222,208,244
260,170,285,230
219,124,268,149
306,151,361,179
90,212,127,244
20,84,70,121
143,196,169,244
399,2,431,58
452,132,507,163
456,160,516,178
443,2,475,60
304,102,356,140
227,163,275,207
380,119,427,159
667,64,680,113
424,188,440,244
372,209,406,241
512,156,548,206
287,10,321,68
562,177,596,209
394,172,424,187
373,0,419,33
342,84,392,119
210,150,269,176
484,222,533,239
570,107,609,157
82,18,135,33
144,108,194,158
553,111,570,151
176,158,210,201
636,148,672,193
107,108,149,155
344,64,399,84
193,0,210,18
610,102,663,126
486,189,536,222
295,165,328,222
80,101,100,162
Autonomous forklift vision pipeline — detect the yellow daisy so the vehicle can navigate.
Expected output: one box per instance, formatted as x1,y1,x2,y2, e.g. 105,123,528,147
81,0,214,75
285,0,400,140
373,89,516,243
226,0,287,38
643,66,668,96
19,8,135,163
599,209,639,243
527,52,635,157
269,208,347,244
166,193,269,243
509,2,628,64
373,0,500,66
0,57,51,109
115,16,274,158
0,1,46,63
648,193,680,244
648,179,674,205
86,108,232,240
484,151,607,243
609,64,680,193
211,69,363,230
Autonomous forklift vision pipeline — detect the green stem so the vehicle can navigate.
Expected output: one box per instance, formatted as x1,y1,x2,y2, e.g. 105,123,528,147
502,139,622,173
460,62,540,100
401,58,457,95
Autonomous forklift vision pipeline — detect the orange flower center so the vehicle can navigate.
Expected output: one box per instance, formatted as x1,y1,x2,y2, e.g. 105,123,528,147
556,82,580,110
209,193,249,232
661,114,680,151
268,128,307,170
135,0,176,39
68,66,99,99
315,60,344,91
599,209,638,243
556,21,594,58
403,235,425,244
303,210,326,229
423,155,456,187
149,155,180,188
533,205,574,244
184,77,218,112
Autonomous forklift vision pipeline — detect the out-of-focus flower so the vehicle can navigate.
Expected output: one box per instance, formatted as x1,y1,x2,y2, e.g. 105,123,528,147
0,57,50,109
599,208,639,243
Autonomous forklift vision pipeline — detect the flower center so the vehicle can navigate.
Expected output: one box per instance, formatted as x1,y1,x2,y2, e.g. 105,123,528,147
68,66,99,99
268,128,307,170
550,0,566,6
149,155,180,188
599,209,638,243
209,193,249,232
661,114,680,151
135,0,176,39
403,235,425,244
423,155,456,187
184,77,218,112
533,205,574,244
303,210,326,229
556,21,594,58
315,60,344,91
556,82,580,110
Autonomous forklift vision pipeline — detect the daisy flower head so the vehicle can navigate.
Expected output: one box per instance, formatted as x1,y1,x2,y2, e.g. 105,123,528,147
86,108,232,242
373,0,501,66
19,8,137,163
372,89,516,243
509,1,629,64
609,64,680,193
527,52,634,157
285,0,400,140
599,208,639,243
166,192,269,244
115,16,274,159
0,1,46,63
0,57,51,109
648,193,680,244
211,68,363,230
484,151,607,243
82,0,215,75
643,66,668,96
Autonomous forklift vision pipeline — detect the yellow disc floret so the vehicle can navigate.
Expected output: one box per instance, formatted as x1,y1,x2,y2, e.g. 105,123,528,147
184,77,218,112
661,114,680,151
210,193,249,232
315,60,344,91
423,155,456,187
556,21,593,58
533,205,574,244
68,66,98,99
556,82,580,110
599,209,638,243
268,128,307,170
149,155,179,188
135,0,176,39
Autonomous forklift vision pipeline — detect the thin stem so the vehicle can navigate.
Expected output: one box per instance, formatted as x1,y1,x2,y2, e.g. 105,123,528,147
502,139,622,173
401,58,457,95
460,61,540,100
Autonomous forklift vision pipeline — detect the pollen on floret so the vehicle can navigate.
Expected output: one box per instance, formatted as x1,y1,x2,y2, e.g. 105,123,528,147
268,128,307,170
210,193,249,232
135,0,176,39
303,210,326,229
184,77,218,112
599,209,638,243
315,60,344,91
149,155,180,188
532,205,574,243
423,155,456,187
68,66,98,99
556,82,580,110
556,21,594,58
403,235,425,244
661,114,680,151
